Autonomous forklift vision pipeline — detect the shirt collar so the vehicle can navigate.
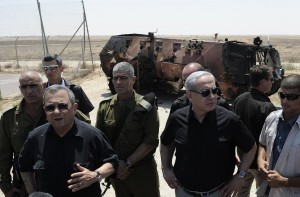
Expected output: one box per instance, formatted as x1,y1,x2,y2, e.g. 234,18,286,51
279,112,300,128
47,78,66,87
250,88,271,101
188,104,216,123
109,91,140,110
47,118,83,138
15,98,44,115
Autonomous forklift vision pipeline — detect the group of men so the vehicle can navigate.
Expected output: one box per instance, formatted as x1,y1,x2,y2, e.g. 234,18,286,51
0,55,300,197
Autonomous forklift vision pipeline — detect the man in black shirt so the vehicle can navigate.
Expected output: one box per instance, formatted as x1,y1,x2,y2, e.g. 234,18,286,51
19,85,118,197
161,71,256,197
42,54,94,117
234,65,276,197
170,62,229,114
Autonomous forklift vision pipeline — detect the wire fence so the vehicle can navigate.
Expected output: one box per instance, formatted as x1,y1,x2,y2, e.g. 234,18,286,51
0,1,111,98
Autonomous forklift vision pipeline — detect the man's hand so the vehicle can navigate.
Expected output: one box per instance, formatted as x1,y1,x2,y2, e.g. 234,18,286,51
117,160,133,180
219,175,244,197
267,170,288,188
257,159,269,179
162,167,180,190
67,163,97,192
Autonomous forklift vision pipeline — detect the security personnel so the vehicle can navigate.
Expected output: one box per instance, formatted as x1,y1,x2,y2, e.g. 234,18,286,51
0,71,47,197
0,70,90,197
42,54,94,117
96,62,160,197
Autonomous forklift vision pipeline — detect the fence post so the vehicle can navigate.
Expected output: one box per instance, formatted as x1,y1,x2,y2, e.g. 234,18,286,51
15,36,20,68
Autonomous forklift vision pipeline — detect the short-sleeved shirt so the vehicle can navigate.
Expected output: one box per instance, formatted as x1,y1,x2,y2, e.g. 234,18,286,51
0,100,47,193
95,92,159,161
19,119,118,197
161,105,255,191
44,79,94,114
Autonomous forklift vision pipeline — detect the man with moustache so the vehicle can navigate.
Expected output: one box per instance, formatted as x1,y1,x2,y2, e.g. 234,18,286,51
0,71,47,197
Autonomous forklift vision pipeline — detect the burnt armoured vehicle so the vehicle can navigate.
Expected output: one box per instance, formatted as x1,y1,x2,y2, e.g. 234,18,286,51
99,33,284,102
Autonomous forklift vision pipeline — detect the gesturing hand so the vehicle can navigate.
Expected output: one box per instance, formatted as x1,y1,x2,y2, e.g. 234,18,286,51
67,163,96,192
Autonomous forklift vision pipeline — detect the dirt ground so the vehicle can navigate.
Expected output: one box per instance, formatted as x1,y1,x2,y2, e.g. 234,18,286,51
0,68,258,197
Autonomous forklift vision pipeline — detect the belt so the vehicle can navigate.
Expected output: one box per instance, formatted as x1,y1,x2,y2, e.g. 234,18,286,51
183,182,225,197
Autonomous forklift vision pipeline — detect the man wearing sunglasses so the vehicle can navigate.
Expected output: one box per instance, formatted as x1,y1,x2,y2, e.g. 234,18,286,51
170,62,229,114
19,85,118,197
161,71,256,197
42,54,94,117
233,65,277,197
0,70,48,197
258,74,300,196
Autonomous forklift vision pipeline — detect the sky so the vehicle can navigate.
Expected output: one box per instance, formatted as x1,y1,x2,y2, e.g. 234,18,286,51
0,0,299,36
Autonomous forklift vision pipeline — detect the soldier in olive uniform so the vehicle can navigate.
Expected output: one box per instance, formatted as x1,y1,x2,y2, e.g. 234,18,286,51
0,70,90,197
96,62,160,197
0,71,46,197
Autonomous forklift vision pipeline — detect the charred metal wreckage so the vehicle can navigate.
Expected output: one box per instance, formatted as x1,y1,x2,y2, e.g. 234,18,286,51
99,33,284,102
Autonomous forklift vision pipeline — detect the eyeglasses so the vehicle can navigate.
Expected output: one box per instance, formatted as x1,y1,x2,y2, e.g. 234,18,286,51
20,84,39,89
112,76,129,81
265,78,274,82
43,65,59,71
278,92,300,101
190,87,219,97
44,103,69,112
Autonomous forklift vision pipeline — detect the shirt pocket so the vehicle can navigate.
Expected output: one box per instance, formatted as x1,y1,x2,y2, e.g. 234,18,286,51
10,128,26,152
33,160,47,187
103,120,116,139
125,122,143,146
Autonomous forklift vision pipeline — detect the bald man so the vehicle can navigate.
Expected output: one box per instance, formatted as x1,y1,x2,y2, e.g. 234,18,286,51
170,62,229,114
0,70,47,197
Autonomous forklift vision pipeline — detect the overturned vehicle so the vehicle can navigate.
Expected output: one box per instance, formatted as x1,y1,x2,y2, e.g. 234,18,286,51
99,33,284,102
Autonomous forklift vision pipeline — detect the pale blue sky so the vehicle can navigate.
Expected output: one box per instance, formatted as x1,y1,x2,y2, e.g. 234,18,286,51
0,0,299,36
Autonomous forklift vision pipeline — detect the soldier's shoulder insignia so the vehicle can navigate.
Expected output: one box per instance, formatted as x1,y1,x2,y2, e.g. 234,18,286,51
100,96,113,103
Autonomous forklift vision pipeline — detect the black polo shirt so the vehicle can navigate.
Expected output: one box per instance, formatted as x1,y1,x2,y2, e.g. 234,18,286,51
234,88,276,169
19,119,118,197
161,105,255,191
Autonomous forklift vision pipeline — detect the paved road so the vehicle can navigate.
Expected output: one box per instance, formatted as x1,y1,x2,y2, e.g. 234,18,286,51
0,73,20,97
0,73,48,98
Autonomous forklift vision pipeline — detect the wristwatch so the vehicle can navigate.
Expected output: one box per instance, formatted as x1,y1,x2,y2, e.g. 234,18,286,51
238,170,246,178
95,171,103,183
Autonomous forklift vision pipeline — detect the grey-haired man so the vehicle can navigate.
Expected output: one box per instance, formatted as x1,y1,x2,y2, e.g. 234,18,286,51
161,71,256,197
96,62,160,197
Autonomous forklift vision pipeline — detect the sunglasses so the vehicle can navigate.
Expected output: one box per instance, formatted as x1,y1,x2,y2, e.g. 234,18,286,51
44,65,59,71
278,92,300,101
20,84,39,89
112,76,129,81
190,87,219,97
44,103,69,112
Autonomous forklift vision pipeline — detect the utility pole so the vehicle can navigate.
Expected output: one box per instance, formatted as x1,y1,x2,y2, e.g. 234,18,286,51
15,36,20,67
82,0,94,70
36,0,49,56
